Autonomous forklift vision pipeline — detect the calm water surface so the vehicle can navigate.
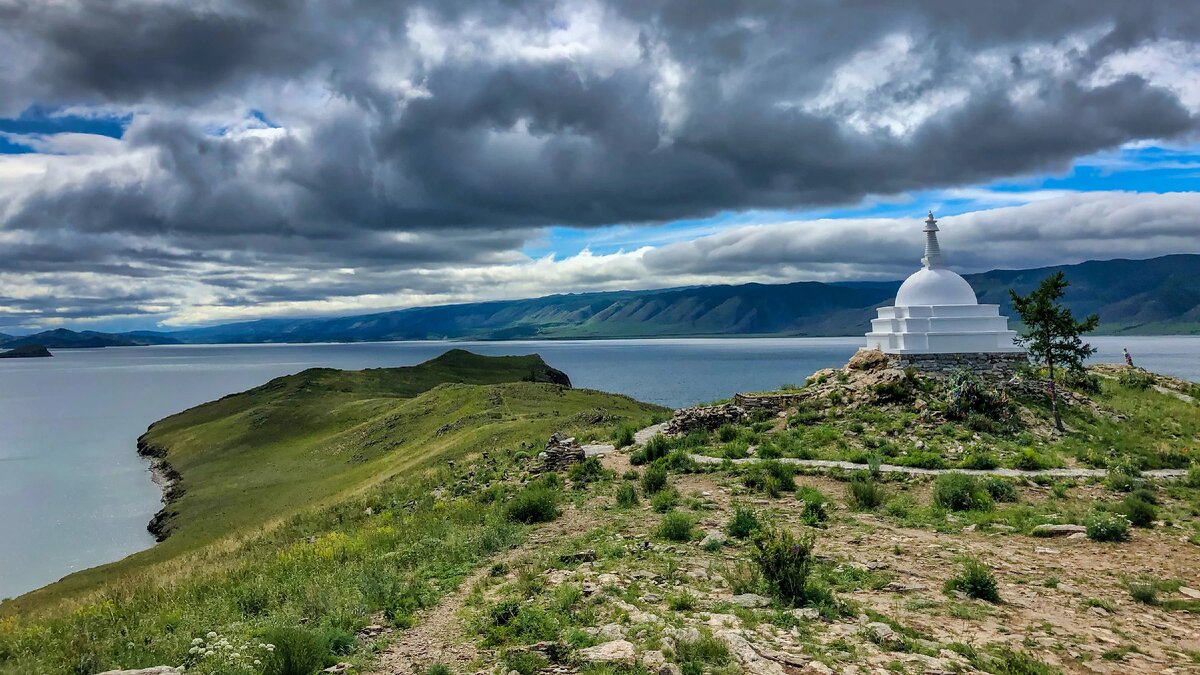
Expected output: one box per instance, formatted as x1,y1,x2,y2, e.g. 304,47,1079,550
0,335,1196,599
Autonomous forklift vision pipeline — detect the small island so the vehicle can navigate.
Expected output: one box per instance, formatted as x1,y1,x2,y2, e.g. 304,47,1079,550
0,343,52,358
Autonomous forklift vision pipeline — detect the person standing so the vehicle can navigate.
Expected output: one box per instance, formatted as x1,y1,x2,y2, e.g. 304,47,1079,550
1123,347,1134,367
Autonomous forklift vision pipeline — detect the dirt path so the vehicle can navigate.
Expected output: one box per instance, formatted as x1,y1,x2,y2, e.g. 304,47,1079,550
689,453,1190,479
366,503,602,674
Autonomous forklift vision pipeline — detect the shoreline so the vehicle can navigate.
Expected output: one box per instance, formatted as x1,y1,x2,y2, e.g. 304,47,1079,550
136,427,183,542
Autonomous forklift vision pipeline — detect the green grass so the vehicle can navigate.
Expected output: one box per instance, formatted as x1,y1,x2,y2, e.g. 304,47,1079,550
0,351,665,673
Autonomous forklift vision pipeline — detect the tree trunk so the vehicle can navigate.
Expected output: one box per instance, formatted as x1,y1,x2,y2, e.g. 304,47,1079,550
1047,356,1062,432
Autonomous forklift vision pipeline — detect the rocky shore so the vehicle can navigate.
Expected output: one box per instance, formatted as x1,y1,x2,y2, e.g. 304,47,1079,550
136,426,184,542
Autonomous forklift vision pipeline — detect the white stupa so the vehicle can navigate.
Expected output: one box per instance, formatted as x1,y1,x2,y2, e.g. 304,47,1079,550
865,212,1021,354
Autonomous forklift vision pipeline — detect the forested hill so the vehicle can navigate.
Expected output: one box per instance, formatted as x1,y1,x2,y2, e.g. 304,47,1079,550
5,255,1198,346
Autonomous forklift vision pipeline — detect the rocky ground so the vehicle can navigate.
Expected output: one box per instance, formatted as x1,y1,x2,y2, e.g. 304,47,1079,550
362,446,1200,675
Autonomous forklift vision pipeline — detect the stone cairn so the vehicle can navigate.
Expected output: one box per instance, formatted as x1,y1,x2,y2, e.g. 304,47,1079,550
665,403,751,436
537,432,585,472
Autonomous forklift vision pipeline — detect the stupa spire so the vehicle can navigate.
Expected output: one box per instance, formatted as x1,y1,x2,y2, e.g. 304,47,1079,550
921,210,943,269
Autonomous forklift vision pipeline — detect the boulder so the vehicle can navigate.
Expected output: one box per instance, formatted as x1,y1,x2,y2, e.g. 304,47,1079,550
846,348,888,372
598,623,626,641
1031,524,1088,537
716,629,786,675
865,622,905,650
730,593,771,608
98,669,181,675
578,639,637,664
700,530,727,549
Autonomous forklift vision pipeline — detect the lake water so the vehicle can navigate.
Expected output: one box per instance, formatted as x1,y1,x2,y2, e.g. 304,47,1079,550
1,335,1196,599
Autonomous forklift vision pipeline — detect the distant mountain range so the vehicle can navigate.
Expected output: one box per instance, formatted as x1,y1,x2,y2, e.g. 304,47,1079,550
3,255,1198,348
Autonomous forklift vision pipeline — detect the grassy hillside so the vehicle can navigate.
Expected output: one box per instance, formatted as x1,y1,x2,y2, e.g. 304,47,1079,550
2,351,664,619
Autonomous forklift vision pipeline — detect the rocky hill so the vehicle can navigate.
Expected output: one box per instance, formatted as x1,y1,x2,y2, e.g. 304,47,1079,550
2,352,1198,675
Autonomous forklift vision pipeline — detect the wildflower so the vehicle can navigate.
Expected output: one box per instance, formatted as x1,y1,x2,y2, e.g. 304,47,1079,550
254,660,262,666
206,631,217,639
191,638,203,646
188,647,200,655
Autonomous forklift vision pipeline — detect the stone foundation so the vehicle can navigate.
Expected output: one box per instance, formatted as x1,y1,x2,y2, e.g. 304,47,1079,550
885,351,1029,380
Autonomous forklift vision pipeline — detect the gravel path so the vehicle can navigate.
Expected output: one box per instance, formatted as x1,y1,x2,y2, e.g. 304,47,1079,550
588,421,1189,480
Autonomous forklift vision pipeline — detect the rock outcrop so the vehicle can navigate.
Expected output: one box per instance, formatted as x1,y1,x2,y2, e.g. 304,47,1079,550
537,432,585,472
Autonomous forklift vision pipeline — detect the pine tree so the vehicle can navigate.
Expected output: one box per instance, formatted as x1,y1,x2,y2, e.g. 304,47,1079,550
1009,271,1099,432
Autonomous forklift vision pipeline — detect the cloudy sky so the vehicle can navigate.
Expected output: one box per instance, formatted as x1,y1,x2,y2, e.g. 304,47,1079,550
1,0,1199,332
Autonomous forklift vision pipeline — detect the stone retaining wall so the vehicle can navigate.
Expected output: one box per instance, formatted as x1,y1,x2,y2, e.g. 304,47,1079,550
886,351,1029,379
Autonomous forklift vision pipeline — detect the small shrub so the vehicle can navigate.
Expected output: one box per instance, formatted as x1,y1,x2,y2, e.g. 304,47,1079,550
1009,447,1055,471
651,486,680,513
1187,464,1200,489
751,526,816,606
1085,511,1131,542
503,650,548,675
615,482,639,508
797,487,830,526
261,626,332,675
1063,368,1102,394
1106,457,1143,492
726,503,761,539
1118,368,1155,390
717,423,740,442
614,424,636,448
1120,494,1157,528
846,474,886,511
567,456,606,485
982,477,1018,503
505,486,559,524
641,464,668,494
1128,582,1157,605
675,633,732,671
944,559,1001,603
658,511,697,542
944,371,1014,430
426,665,453,675
933,473,993,512
667,591,698,611
642,434,671,463
959,451,999,470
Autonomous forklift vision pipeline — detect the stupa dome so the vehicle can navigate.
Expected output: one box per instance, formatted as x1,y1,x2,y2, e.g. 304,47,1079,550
895,268,977,306
864,211,1021,355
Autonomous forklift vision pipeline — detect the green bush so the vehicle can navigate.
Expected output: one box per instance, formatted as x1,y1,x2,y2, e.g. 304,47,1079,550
675,633,732,672
567,456,606,485
1085,511,1131,542
651,486,680,513
658,511,697,542
726,503,761,539
615,482,639,508
1063,368,1103,395
1106,457,1143,492
426,665,453,675
944,371,1014,430
613,424,636,448
751,526,816,606
742,460,796,495
959,451,999,470
262,626,333,675
505,486,560,524
846,474,886,511
1009,447,1056,471
933,473,993,512
717,423,740,442
1187,464,1200,489
1118,368,1155,390
1128,582,1157,605
797,487,830,526
641,464,668,494
982,477,1018,503
642,434,671,463
944,559,1000,603
1120,494,1157,528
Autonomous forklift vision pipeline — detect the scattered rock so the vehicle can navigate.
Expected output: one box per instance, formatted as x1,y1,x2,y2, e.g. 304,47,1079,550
700,530,728,548
641,650,667,670
578,640,637,664
1179,587,1200,600
598,623,626,641
730,593,772,608
865,622,905,650
716,629,786,675
801,662,835,675
97,669,181,675
560,549,597,564
790,608,821,620
847,348,888,372
323,664,353,674
1031,524,1087,537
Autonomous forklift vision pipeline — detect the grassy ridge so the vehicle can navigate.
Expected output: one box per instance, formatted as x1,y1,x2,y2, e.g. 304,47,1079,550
2,351,664,620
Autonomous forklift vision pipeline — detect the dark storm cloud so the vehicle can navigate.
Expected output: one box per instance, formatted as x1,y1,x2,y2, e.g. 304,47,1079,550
1,0,1199,324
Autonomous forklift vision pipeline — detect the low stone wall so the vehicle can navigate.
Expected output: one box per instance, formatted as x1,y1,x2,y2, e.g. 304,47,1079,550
886,351,1029,379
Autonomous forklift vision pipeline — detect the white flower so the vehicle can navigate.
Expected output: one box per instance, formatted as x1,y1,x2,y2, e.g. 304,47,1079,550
231,653,240,659
206,631,217,639
191,638,203,646
188,647,199,654
254,660,262,666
